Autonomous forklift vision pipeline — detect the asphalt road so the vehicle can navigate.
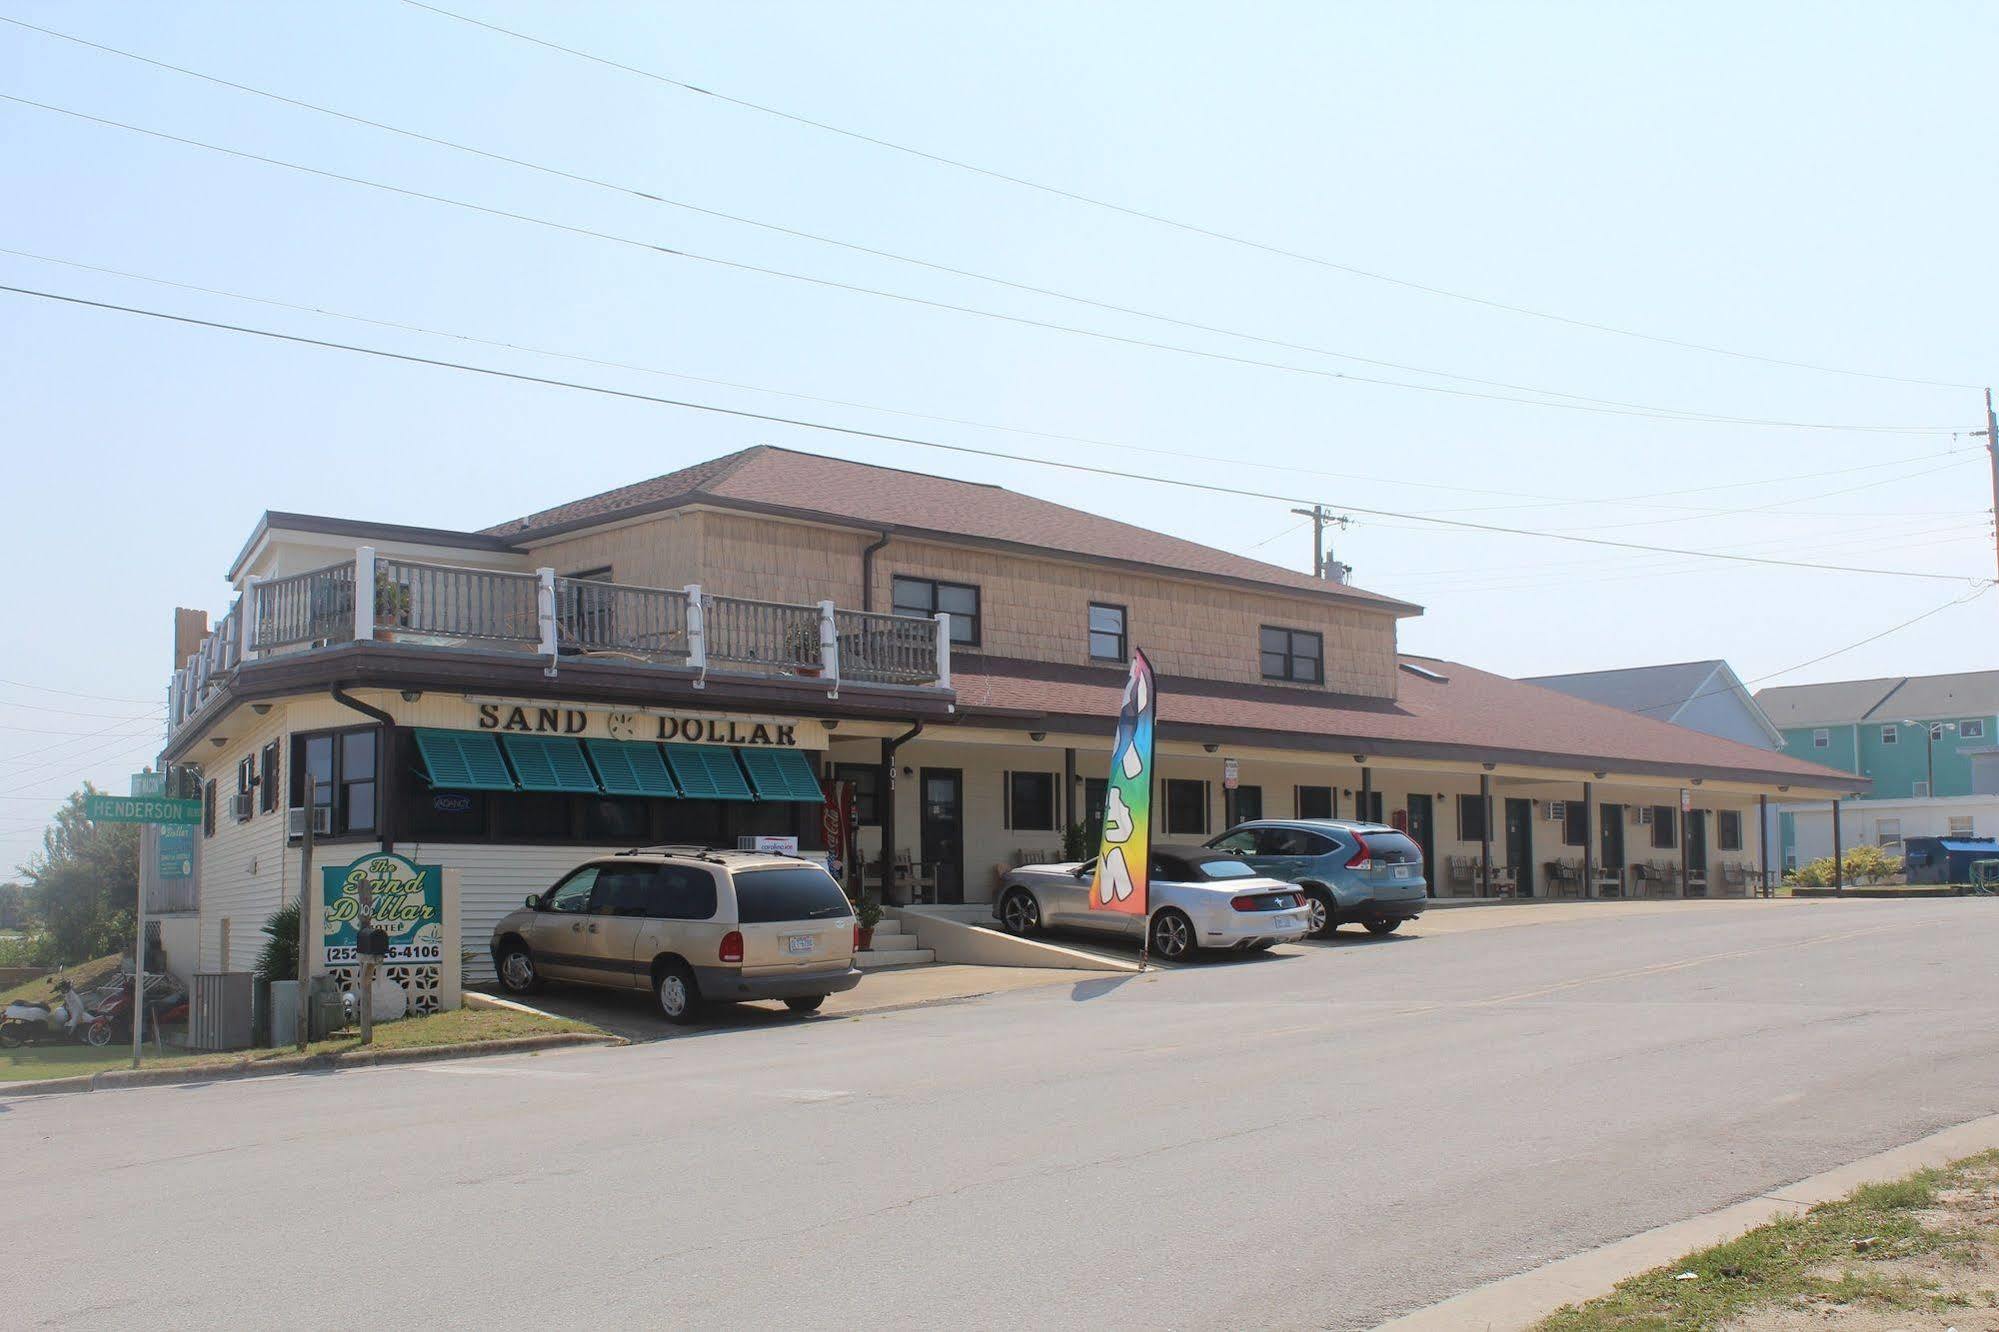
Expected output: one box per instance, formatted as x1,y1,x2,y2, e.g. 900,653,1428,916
8,898,1998,1330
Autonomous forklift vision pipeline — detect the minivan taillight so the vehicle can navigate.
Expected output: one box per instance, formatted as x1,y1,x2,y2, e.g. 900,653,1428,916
1346,834,1372,871
719,930,744,963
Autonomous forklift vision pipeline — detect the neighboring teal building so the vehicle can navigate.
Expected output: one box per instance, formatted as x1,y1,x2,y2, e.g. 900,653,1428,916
1755,671,1999,866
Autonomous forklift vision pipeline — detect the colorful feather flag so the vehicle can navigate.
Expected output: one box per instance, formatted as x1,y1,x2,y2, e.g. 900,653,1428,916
1090,649,1155,916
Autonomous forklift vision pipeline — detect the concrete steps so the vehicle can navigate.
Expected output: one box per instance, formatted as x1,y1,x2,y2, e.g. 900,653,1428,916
856,922,934,970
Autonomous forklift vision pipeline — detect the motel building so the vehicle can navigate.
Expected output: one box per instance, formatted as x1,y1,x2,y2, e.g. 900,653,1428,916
153,446,1865,986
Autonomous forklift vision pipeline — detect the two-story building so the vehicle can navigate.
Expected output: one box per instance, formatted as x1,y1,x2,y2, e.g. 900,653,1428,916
155,446,1863,984
1756,671,1999,867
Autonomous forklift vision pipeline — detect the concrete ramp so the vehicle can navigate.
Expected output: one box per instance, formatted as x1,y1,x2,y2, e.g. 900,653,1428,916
891,906,1142,973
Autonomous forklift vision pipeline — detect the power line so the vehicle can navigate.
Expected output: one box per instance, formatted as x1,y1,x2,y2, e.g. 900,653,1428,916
0,674,160,705
2,92,1962,437
11,244,1986,525
6,279,1991,588
0,697,162,721
3,15,1905,431
400,0,1982,393
0,718,165,772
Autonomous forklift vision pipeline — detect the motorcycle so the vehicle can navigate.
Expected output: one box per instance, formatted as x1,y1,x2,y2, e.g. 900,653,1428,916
0,979,114,1048
92,971,187,1044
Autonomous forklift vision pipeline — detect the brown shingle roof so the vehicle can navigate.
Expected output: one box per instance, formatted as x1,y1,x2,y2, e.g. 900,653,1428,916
485,446,1417,612
950,654,1865,790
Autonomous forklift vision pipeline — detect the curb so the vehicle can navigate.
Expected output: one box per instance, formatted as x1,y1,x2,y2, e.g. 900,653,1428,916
1374,1110,1999,1331
0,1031,623,1099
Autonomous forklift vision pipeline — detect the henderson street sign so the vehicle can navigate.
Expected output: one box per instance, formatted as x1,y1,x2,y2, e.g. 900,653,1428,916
84,794,202,825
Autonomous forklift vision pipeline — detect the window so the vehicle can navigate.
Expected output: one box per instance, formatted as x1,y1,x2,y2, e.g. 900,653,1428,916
1164,778,1209,835
1718,810,1742,851
234,756,255,823
892,575,980,646
1562,802,1588,847
1812,729,1830,749
1880,725,1899,745
1296,786,1333,820
1088,602,1127,662
833,763,881,826
1950,815,1976,837
1962,719,1987,740
1231,785,1263,823
1650,805,1677,849
1004,771,1058,832
590,867,658,917
732,866,853,922
652,865,719,920
1457,793,1488,842
544,867,598,913
1208,829,1258,854
579,797,650,842
202,779,216,838
1259,626,1323,684
291,726,379,837
1875,818,1902,849
1257,827,1335,857
258,741,281,813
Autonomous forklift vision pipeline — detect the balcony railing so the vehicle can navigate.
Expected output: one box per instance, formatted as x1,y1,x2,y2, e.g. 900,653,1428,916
167,547,951,737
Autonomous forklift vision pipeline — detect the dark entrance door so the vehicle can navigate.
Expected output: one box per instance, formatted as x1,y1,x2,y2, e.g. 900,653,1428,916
1505,797,1534,896
1600,804,1625,895
1685,809,1708,896
1406,794,1435,896
920,768,965,904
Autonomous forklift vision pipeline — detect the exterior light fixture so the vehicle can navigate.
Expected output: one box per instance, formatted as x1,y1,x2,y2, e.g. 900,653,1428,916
1691,778,1704,786
1029,730,1047,743
209,736,228,748
251,703,272,716
822,719,839,731
1353,754,1368,764
1593,771,1607,780
1778,785,1790,793
1481,762,1496,772
401,689,423,702
1202,742,1219,753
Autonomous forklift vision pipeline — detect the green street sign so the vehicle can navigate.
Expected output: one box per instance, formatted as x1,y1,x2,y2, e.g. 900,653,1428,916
85,794,202,825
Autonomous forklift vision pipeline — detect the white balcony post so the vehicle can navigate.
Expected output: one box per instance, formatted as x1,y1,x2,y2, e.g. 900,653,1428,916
166,675,181,733
818,599,840,695
536,567,559,659
353,546,377,641
240,578,262,660
685,584,707,688
933,612,952,690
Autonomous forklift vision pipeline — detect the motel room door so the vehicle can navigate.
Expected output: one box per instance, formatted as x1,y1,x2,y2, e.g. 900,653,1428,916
1405,794,1436,896
1600,805,1626,895
920,768,965,904
1504,797,1534,897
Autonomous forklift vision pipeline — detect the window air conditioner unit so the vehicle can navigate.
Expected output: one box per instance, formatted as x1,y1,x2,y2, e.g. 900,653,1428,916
229,792,254,821
1545,801,1566,821
287,806,334,837
1634,807,1653,826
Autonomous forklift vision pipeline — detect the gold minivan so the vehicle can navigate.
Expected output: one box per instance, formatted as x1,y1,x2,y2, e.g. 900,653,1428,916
490,849,861,1022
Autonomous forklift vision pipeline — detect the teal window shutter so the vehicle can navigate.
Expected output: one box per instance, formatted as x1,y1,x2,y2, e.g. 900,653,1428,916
663,744,755,801
739,748,826,802
414,730,516,791
585,740,679,798
501,735,601,793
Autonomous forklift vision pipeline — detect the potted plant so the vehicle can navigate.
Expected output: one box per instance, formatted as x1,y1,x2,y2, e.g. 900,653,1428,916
854,898,882,951
373,571,412,641
785,620,823,676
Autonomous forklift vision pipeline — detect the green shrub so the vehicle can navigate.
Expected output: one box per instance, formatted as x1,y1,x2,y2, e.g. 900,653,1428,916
1061,821,1095,862
256,901,300,983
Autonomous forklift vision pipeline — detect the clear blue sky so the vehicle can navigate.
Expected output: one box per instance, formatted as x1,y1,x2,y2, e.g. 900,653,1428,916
3,2,1995,868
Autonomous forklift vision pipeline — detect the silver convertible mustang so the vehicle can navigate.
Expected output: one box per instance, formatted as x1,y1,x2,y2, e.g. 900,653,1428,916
993,845,1311,961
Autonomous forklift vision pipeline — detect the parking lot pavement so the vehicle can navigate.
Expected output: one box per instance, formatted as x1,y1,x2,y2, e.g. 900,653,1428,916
478,962,1104,1042
1404,894,1808,936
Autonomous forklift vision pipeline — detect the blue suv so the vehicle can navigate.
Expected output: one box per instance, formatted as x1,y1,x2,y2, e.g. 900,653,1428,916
1206,820,1428,937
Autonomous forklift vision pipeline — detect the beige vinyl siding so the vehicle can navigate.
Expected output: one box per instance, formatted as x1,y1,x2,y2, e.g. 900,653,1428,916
402,842,633,985
193,704,301,974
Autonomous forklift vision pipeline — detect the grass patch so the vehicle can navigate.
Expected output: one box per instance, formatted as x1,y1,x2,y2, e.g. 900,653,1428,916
1536,1151,1999,1331
0,1004,599,1085
0,953,120,1008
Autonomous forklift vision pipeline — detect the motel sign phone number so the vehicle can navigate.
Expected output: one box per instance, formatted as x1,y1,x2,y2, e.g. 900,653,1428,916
325,941,444,965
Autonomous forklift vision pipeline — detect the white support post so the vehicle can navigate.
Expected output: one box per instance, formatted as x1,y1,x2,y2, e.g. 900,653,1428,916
933,612,952,690
536,567,559,674
166,675,181,733
240,577,262,660
818,599,840,697
685,584,707,689
353,546,377,641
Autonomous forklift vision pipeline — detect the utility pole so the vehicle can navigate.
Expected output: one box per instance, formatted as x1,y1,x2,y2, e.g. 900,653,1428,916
1288,504,1353,583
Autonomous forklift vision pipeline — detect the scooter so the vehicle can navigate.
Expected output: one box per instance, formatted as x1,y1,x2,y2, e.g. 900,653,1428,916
0,979,114,1048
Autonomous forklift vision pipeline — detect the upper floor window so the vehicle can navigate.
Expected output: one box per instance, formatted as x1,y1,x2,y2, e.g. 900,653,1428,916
1880,725,1899,745
1260,626,1323,684
291,725,378,837
1812,729,1830,749
1088,602,1127,662
892,576,980,646
258,740,282,813
1962,719,1986,740
234,756,255,823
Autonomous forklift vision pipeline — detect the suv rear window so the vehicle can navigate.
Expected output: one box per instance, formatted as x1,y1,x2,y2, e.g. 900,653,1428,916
732,866,854,923
1360,831,1423,864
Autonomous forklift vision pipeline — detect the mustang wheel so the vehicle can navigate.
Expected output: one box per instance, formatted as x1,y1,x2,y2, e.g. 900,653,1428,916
1148,910,1195,962
999,888,1041,936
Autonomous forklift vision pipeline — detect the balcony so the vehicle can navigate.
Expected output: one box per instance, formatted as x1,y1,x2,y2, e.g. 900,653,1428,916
168,548,952,737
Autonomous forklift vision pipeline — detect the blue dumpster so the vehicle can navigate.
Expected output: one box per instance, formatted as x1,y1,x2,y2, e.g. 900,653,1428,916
1902,836,1999,885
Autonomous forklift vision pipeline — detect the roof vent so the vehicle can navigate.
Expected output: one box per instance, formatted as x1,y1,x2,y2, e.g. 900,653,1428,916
1400,661,1449,683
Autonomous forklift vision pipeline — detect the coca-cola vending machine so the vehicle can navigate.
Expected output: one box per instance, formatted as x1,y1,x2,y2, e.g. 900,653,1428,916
820,778,856,895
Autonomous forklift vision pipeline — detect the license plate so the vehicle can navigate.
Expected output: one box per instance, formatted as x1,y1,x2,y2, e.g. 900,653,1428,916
786,935,816,955
1394,866,1413,879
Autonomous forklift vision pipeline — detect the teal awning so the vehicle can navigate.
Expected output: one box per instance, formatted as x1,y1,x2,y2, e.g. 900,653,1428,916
585,739,679,798
739,748,826,803
500,735,600,793
414,729,516,791
663,744,754,801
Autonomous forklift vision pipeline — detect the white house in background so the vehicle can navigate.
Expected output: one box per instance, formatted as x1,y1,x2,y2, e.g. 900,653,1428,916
1523,660,1783,750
